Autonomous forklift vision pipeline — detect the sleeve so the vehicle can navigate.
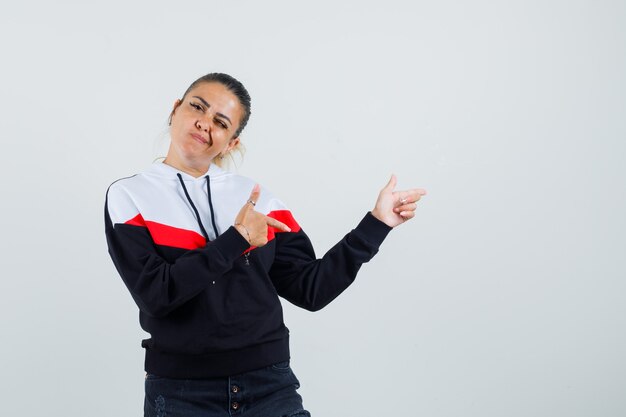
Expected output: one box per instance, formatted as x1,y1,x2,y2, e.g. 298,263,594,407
104,184,250,318
268,211,392,312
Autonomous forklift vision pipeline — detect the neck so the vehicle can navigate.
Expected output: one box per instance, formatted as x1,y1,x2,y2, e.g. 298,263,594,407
163,153,211,178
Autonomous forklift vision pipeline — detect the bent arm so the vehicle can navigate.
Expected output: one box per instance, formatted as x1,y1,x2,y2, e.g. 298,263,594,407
269,212,391,311
105,194,249,318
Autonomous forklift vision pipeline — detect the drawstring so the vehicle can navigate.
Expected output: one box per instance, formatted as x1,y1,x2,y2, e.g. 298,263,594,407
176,173,219,241
205,175,219,239
175,172,248,264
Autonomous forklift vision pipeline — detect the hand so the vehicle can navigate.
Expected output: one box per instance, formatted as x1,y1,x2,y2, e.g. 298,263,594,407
234,184,291,247
371,174,426,228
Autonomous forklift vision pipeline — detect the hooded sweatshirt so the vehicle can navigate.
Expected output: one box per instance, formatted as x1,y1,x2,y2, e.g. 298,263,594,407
105,161,391,379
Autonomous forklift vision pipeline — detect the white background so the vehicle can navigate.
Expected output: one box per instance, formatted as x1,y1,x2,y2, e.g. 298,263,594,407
1,1,625,416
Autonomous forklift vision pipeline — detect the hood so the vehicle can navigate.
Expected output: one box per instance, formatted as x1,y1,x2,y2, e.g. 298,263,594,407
145,160,230,182
145,160,229,241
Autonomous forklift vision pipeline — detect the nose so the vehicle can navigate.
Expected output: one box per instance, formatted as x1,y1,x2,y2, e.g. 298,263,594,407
196,119,209,132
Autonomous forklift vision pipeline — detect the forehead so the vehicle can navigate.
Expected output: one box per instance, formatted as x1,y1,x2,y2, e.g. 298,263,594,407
186,82,242,116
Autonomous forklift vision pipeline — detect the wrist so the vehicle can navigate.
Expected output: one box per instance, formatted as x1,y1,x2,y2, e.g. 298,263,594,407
234,223,252,245
370,208,383,223
370,209,395,228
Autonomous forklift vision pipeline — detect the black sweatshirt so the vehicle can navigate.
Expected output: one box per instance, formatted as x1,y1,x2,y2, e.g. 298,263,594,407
105,162,391,378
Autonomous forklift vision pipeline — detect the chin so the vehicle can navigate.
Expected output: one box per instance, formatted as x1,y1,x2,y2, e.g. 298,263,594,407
182,141,210,155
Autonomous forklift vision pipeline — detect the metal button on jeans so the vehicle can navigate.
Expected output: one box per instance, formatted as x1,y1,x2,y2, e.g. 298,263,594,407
231,385,240,393
231,401,240,410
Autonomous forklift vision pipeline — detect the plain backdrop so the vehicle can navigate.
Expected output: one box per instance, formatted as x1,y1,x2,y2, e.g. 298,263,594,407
1,1,625,416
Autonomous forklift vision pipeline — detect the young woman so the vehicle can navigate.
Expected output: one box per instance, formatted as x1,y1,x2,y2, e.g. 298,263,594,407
105,73,426,417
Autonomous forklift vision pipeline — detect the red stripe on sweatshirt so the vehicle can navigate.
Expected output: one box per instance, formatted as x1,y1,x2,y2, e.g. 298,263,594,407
124,210,299,252
243,210,301,254
124,214,206,250
267,210,301,241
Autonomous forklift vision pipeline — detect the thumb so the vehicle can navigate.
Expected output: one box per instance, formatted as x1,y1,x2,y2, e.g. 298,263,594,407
248,184,261,207
382,174,397,192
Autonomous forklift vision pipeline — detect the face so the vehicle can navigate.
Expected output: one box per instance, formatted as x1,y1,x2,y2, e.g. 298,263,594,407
168,82,243,167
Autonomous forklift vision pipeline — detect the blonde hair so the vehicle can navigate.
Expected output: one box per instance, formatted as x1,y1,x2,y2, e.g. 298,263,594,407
214,142,246,168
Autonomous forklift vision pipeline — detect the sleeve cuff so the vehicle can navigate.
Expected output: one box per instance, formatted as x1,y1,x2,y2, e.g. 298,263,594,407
208,226,251,262
352,212,393,248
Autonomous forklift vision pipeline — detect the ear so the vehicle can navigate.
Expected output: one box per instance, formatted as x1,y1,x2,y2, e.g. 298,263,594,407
168,99,182,125
225,136,240,153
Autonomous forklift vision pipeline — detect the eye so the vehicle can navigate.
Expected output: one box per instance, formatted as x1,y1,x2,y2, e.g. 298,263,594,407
190,102,204,111
216,119,228,129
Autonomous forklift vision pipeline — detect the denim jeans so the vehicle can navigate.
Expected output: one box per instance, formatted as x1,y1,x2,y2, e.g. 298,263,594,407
144,361,311,417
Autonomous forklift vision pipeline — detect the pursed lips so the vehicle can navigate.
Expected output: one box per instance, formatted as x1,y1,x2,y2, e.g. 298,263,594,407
191,133,211,146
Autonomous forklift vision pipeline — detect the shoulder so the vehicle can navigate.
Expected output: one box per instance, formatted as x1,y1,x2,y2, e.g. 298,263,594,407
105,171,155,225
223,173,299,230
212,167,273,201
223,172,288,213
106,174,138,203
106,172,150,206
107,173,137,193
107,162,175,202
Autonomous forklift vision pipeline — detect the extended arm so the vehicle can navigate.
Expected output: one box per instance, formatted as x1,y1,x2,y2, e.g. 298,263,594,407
269,212,391,311
270,175,426,311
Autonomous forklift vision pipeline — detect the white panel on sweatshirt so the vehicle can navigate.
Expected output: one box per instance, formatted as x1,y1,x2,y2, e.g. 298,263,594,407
107,162,290,241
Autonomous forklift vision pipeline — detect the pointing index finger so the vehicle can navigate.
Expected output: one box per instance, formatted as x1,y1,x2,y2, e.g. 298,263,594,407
266,216,291,232
404,188,427,198
396,189,427,205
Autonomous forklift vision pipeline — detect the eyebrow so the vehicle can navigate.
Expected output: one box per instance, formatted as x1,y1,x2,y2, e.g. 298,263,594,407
192,96,232,125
